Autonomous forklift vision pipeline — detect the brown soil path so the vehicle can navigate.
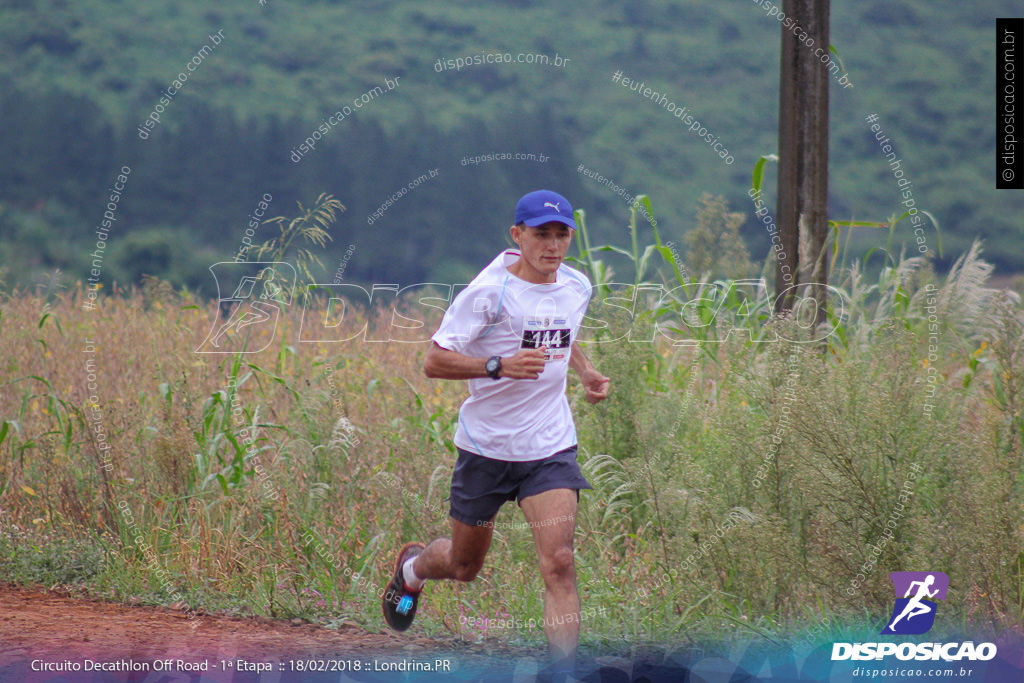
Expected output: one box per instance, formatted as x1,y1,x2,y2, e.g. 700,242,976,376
0,584,548,681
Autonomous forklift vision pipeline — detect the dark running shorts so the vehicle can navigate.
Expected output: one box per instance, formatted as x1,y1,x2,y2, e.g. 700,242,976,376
448,445,592,526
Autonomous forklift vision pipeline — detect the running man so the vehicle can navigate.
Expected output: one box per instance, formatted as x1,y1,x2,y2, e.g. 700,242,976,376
382,189,610,678
887,574,939,631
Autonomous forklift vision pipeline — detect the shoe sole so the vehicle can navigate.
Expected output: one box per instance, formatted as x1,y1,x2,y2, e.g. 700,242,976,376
382,541,425,631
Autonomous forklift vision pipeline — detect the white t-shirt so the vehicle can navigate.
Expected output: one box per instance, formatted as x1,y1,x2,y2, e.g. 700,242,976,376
431,250,593,461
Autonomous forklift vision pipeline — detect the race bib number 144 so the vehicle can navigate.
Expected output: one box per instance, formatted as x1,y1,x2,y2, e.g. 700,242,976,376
521,317,570,361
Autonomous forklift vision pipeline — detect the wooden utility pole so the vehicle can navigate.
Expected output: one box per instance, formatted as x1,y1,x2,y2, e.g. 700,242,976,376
776,0,829,324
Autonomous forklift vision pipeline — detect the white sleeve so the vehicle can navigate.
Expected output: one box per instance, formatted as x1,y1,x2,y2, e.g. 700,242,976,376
430,283,506,353
573,275,594,336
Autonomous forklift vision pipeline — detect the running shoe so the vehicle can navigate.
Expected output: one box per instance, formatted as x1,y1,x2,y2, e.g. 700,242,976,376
382,541,425,631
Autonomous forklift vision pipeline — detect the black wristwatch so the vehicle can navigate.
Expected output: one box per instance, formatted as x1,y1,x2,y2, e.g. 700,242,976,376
485,356,502,380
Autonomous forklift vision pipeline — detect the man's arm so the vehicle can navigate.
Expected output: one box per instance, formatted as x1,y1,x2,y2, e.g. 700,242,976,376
570,341,610,404
424,342,547,380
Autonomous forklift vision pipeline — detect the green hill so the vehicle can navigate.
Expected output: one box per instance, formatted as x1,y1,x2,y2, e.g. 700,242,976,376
0,0,1020,292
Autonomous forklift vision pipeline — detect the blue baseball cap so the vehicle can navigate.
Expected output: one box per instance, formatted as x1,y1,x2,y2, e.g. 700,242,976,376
514,189,576,230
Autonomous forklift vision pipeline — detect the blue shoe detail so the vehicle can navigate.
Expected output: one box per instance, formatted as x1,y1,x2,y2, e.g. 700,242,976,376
383,542,424,631
397,594,414,615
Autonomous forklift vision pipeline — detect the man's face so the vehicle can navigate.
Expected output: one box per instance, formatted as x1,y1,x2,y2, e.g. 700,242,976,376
510,221,574,279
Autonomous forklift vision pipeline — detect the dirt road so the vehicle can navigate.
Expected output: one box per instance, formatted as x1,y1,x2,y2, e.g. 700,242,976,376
0,584,579,682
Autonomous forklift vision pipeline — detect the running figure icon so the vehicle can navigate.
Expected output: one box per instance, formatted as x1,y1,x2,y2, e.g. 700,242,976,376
887,574,939,631
881,571,948,635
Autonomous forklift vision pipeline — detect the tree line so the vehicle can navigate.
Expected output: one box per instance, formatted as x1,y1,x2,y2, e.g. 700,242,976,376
0,83,593,296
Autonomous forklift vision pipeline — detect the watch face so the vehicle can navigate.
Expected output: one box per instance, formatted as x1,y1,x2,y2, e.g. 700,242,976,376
486,358,499,373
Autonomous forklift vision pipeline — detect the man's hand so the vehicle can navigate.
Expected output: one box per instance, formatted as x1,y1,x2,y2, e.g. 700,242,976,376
500,347,548,379
581,367,610,404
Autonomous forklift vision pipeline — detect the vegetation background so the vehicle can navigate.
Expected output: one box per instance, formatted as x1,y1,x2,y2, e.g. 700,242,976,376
0,0,1022,291
0,0,1022,666
2,211,1022,654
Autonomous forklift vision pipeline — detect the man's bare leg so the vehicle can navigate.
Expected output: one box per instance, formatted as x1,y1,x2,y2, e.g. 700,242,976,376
520,488,580,674
413,515,496,582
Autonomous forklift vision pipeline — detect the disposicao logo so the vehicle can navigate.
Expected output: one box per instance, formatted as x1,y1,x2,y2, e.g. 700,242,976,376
195,262,295,354
882,571,948,635
831,571,997,662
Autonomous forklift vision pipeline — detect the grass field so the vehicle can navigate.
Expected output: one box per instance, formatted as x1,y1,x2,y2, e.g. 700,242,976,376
1,212,1022,657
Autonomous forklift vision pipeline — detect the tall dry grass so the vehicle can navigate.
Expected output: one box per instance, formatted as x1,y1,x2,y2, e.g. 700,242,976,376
1,233,1022,653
